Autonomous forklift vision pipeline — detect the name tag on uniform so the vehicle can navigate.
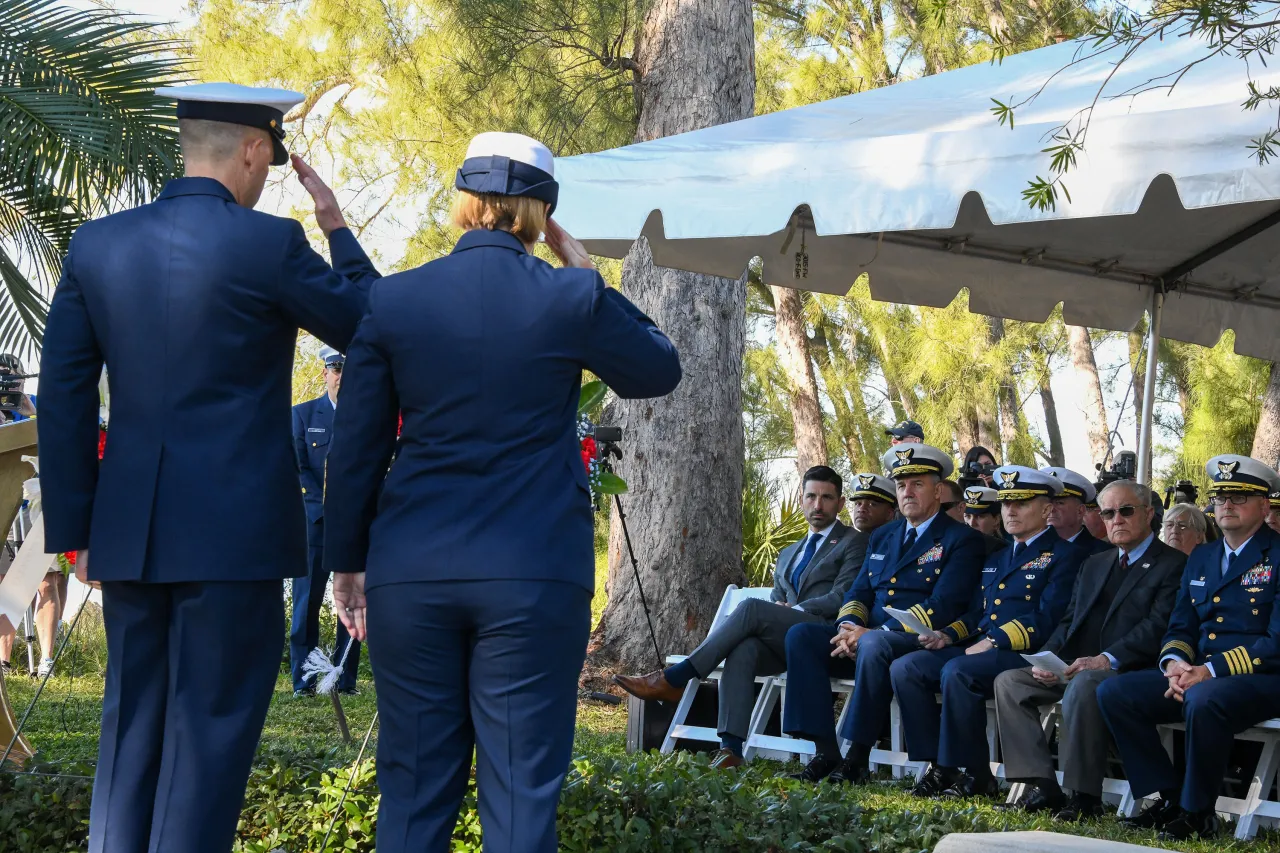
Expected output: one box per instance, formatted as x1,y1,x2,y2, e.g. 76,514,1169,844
917,545,943,564
982,566,997,573
1190,579,1206,587
307,427,326,433
869,554,885,561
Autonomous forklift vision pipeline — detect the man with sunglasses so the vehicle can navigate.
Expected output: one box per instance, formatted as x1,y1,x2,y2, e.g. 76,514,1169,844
892,465,1083,798
1098,454,1280,840
994,480,1184,820
289,346,361,697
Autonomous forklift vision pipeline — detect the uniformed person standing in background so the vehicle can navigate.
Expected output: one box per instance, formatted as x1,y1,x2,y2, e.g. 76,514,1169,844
963,485,1010,556
782,445,983,785
289,346,361,696
1098,455,1280,840
37,83,378,853
1042,467,1111,554
892,466,1083,798
323,132,681,853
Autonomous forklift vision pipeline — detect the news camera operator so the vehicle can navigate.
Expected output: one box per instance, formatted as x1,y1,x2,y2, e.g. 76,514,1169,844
959,445,998,489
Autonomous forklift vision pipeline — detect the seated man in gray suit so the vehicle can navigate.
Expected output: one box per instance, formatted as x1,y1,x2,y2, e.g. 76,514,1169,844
615,467,897,768
994,479,1185,819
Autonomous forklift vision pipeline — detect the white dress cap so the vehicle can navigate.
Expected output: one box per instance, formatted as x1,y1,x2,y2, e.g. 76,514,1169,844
464,132,555,177
155,82,304,113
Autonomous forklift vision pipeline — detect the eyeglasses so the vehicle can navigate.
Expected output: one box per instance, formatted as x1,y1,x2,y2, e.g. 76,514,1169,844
1211,494,1251,506
1162,521,1193,532
1098,505,1138,520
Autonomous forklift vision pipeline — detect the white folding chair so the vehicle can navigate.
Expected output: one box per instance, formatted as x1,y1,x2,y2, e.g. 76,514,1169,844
660,585,775,754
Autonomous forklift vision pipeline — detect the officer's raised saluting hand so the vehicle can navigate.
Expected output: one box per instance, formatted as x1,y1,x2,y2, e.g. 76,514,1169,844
544,218,595,272
291,154,348,238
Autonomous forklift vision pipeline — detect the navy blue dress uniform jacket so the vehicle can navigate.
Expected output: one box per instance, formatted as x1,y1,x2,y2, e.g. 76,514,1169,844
942,526,1083,650
39,177,378,581
1160,526,1280,676
837,512,984,635
293,394,334,536
323,229,681,591
1071,528,1111,556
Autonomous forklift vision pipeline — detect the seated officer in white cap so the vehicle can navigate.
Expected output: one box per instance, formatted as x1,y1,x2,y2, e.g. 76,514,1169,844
963,486,1010,556
1098,454,1280,840
892,466,1084,798
782,445,984,785
1043,466,1111,555
323,131,680,853
615,468,893,769
289,346,361,697
38,83,379,853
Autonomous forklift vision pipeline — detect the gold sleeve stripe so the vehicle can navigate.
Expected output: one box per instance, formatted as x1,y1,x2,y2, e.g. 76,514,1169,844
1225,646,1254,676
999,620,1030,651
838,601,869,624
1161,640,1195,661
946,620,969,641
910,604,933,631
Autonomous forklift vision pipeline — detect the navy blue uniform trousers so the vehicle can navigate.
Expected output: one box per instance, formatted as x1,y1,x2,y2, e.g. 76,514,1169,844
890,646,1025,769
783,624,923,747
1098,669,1280,812
92,581,282,853
366,579,591,853
289,536,360,692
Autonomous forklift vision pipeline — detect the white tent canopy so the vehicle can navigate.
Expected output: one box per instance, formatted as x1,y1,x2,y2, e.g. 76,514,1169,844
554,31,1280,482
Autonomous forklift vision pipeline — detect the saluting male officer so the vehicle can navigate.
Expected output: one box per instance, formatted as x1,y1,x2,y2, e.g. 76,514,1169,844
289,346,361,696
1043,467,1112,555
1098,455,1280,840
783,445,984,785
892,466,1084,798
38,83,377,853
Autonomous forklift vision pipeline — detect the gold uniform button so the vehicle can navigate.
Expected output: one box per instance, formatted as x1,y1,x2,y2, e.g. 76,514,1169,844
1252,598,1257,603
1026,595,1032,600
891,577,897,583
1217,617,1224,623
999,584,1006,590
1209,633,1217,640
888,590,895,596
1214,596,1221,603
312,442,318,447
301,488,307,494
994,599,1001,605
1256,658,1263,665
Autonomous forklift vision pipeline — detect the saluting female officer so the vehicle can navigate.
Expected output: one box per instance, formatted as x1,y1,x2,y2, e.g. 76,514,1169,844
323,132,681,852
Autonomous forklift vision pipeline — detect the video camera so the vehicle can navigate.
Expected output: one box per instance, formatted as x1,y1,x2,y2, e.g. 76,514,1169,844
957,460,995,490
1163,479,1199,510
1093,449,1137,492
0,355,35,414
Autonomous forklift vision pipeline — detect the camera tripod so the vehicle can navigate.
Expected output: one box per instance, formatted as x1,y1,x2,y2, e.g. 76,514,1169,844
595,436,664,671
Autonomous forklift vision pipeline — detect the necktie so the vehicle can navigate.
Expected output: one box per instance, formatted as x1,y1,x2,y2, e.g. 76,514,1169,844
904,527,918,552
1012,541,1026,561
1119,553,1129,571
791,533,821,590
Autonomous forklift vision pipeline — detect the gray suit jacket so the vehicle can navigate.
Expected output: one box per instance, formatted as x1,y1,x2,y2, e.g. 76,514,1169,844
770,521,868,620
1040,536,1186,671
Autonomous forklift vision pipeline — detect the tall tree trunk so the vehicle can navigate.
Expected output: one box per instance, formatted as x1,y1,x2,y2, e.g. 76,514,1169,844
1034,343,1066,467
1253,362,1280,467
1068,324,1111,467
957,412,981,460
811,318,862,469
771,285,827,472
591,0,754,672
985,316,1020,462
1128,325,1146,451
976,398,999,453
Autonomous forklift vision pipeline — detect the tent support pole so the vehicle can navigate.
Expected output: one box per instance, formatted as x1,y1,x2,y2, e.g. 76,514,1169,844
1137,287,1164,485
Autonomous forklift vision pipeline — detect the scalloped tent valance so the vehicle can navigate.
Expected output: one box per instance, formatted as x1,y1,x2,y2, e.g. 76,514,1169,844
553,30,1280,481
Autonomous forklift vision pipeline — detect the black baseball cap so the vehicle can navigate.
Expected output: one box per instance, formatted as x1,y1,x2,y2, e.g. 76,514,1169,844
885,420,924,441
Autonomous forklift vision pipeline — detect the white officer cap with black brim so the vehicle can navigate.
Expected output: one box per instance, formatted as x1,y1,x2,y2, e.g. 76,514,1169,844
851,473,896,505
318,346,344,367
1040,467,1096,504
1205,454,1280,497
963,486,1000,515
993,466,1062,502
880,443,953,480
455,132,559,214
155,83,304,167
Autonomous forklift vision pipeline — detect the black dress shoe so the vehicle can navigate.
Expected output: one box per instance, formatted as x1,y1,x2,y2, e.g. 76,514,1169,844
789,752,841,783
942,771,1000,798
912,763,959,797
1055,792,1104,821
826,754,869,785
1120,796,1180,830
1158,808,1220,841
1000,782,1064,812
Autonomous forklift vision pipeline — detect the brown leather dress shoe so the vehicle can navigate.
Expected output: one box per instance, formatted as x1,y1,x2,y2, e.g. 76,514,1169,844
708,748,745,769
613,670,685,703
